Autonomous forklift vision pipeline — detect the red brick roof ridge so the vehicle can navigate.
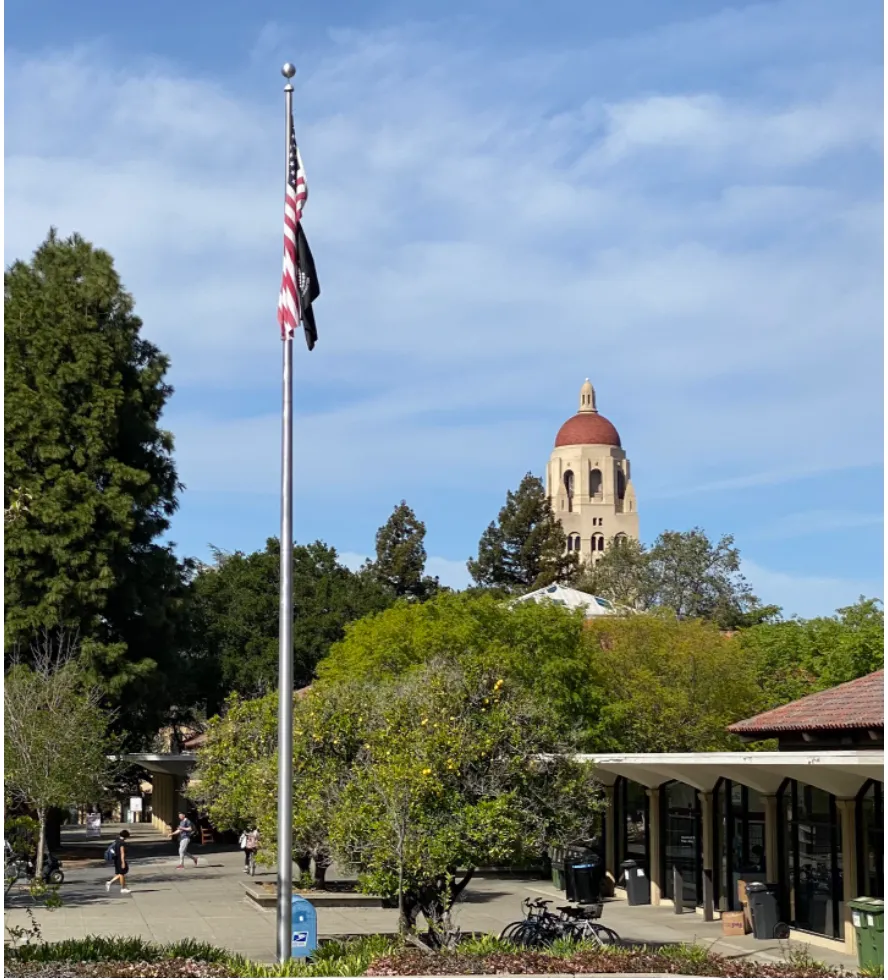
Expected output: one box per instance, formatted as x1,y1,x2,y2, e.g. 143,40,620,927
728,670,884,734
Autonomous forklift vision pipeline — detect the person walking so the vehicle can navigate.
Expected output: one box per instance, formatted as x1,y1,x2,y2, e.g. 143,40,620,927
169,811,199,869
240,826,260,872
105,829,132,894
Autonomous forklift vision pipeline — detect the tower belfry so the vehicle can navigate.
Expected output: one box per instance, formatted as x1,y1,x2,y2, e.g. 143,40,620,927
545,379,639,563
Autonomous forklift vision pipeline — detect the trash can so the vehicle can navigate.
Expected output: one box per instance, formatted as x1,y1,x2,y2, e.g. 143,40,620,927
620,859,651,906
746,882,781,940
549,846,566,891
849,897,884,974
567,861,602,905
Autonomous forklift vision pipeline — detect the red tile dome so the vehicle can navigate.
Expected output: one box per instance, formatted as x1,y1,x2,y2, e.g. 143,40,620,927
555,413,621,448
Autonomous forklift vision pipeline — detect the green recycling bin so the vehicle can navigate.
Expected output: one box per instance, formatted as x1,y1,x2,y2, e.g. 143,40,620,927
849,897,884,973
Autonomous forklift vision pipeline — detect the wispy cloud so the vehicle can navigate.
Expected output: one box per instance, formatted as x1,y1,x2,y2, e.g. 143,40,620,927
4,1,882,614
742,559,882,620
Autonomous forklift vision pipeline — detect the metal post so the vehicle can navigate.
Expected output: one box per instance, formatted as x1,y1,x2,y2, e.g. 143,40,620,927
276,61,297,965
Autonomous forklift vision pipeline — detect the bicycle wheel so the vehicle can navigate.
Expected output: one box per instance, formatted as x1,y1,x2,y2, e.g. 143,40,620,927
512,922,545,948
499,921,528,942
587,923,620,946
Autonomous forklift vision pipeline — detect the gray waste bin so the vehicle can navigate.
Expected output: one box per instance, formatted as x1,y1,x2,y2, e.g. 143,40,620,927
620,859,651,906
746,881,782,939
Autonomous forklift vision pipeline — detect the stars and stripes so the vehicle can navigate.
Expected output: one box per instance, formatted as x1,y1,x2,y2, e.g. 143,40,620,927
277,111,320,348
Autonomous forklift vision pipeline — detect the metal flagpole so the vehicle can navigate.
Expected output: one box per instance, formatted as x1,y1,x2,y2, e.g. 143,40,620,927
276,60,297,965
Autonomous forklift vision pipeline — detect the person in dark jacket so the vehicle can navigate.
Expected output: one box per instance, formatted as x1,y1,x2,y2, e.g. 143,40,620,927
106,829,131,894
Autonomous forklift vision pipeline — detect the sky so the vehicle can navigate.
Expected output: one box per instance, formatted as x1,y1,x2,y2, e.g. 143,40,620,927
5,0,884,618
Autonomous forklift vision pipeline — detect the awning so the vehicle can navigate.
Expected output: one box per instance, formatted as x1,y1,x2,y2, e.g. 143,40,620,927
573,750,884,798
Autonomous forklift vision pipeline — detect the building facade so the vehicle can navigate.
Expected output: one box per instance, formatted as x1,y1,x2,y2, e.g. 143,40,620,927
546,379,639,563
573,671,884,956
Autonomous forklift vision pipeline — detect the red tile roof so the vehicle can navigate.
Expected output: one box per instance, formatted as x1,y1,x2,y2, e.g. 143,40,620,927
728,670,884,735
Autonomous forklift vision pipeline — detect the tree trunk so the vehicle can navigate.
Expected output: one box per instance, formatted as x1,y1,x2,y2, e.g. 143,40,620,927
312,860,329,889
35,808,47,883
296,853,311,875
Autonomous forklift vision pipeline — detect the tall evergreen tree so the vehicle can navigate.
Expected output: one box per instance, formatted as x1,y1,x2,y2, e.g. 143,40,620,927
467,473,577,593
372,500,437,599
4,230,189,738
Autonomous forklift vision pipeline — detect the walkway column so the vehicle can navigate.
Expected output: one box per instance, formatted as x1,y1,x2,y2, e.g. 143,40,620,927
647,786,662,905
763,795,780,883
699,791,714,921
836,799,858,955
604,785,617,884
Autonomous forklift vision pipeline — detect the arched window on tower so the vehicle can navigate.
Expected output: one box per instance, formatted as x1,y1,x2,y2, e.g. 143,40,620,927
592,533,604,552
563,470,575,513
614,532,627,547
616,466,626,500
589,468,602,500
566,533,580,553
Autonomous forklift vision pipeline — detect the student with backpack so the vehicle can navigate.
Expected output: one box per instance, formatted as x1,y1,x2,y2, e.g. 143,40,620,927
105,829,131,894
169,811,199,869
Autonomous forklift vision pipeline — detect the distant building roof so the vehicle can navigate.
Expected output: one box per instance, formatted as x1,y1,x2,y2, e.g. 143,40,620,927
513,583,622,618
728,670,884,736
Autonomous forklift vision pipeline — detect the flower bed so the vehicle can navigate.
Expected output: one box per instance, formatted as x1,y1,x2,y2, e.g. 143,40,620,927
4,934,851,978
364,947,847,978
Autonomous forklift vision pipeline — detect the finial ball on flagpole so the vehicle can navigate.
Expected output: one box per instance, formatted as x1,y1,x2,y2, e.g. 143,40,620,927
281,63,296,79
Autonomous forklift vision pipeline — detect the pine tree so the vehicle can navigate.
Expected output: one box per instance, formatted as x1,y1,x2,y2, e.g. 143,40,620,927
467,473,577,593
4,230,189,738
372,501,438,600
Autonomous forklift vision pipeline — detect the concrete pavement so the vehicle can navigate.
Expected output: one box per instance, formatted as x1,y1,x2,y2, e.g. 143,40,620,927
4,825,858,973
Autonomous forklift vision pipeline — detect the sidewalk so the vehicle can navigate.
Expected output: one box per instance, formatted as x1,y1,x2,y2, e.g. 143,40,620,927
4,835,859,973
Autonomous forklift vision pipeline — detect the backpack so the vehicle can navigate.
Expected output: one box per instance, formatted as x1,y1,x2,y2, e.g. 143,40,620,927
104,841,117,864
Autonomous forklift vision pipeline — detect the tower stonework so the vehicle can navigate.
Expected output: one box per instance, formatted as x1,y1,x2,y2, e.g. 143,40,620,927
546,379,639,564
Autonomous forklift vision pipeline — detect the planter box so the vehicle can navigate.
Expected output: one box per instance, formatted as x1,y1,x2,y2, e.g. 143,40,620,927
242,880,389,909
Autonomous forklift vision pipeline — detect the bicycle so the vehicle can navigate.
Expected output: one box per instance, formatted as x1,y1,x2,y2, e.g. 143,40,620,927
499,898,576,947
247,849,256,877
557,904,621,947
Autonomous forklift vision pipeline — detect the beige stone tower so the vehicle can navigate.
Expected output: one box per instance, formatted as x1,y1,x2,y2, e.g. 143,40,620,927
545,379,639,564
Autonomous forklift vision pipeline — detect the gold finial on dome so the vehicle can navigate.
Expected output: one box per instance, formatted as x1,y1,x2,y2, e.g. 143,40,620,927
579,378,597,414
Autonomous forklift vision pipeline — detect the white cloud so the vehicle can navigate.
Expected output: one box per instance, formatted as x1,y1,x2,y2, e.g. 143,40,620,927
3,4,882,534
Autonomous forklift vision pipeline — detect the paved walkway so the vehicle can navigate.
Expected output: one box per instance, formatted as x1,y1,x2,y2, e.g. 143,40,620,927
4,825,858,973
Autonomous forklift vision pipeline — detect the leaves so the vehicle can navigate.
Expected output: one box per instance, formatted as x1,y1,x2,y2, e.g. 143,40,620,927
578,527,779,627
468,474,578,593
4,231,189,739
189,539,393,710
370,501,439,601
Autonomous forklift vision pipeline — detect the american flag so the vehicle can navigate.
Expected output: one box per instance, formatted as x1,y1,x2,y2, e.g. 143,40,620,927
277,111,320,348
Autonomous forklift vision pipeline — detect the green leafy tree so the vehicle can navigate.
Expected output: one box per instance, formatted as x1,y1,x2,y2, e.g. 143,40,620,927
578,527,779,628
317,592,593,742
371,501,440,600
330,661,601,940
739,597,884,708
583,616,764,752
5,231,190,737
190,538,392,711
468,473,577,593
576,536,654,609
195,659,602,943
5,644,116,875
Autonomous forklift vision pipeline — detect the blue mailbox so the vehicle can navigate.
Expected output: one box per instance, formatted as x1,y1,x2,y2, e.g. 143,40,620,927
291,895,318,959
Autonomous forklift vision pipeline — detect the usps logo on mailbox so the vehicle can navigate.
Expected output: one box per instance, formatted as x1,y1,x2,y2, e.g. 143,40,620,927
290,896,318,958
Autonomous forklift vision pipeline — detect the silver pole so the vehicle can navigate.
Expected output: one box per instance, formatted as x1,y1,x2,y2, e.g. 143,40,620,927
276,61,297,965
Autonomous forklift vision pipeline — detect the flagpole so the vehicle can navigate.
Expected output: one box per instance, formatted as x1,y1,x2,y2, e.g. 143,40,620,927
276,60,297,965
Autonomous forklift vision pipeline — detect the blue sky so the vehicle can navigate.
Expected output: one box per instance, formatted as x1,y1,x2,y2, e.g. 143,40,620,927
5,0,884,617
